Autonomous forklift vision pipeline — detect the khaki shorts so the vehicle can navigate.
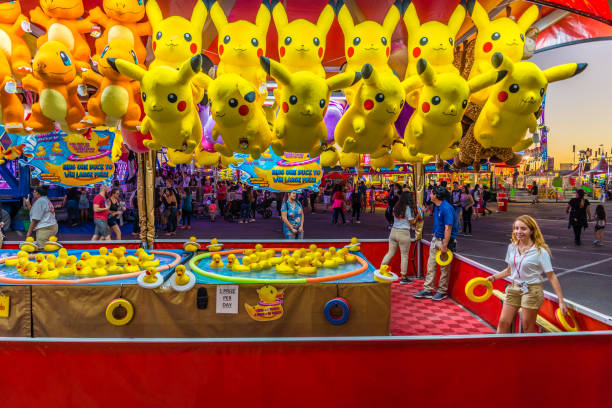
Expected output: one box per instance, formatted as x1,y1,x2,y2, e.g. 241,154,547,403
35,223,58,250
504,282,544,310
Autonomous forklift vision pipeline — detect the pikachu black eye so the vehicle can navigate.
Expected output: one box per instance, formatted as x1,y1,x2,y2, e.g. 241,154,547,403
509,84,519,93
381,37,387,46
184,33,192,42
520,33,525,42
491,32,501,41
353,37,361,46
540,88,545,96
156,31,162,40
431,96,441,105
285,36,292,45
167,93,177,103
375,93,384,102
319,99,325,108
60,51,71,66
251,38,259,47
223,35,230,44
449,37,454,45
289,95,298,105
228,98,238,108
141,92,146,101
100,46,109,58
313,37,320,46
462,100,468,109
130,50,138,65
420,37,428,46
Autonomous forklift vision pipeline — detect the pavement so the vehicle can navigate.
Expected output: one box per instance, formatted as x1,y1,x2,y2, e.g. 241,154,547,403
4,201,612,316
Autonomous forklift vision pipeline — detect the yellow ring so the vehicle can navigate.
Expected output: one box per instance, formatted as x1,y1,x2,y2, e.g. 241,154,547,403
555,308,579,332
105,298,134,326
464,277,493,303
435,250,453,266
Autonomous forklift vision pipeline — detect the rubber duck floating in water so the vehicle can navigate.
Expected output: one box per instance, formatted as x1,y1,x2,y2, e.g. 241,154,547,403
374,265,399,283
74,260,92,277
297,257,317,275
170,264,196,292
275,257,296,274
209,254,225,268
345,237,360,252
232,257,251,273
183,237,201,252
244,285,285,321
19,237,37,253
124,256,141,273
207,238,223,252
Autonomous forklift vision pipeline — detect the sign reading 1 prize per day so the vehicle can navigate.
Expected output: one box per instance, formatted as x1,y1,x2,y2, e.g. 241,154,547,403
216,285,238,314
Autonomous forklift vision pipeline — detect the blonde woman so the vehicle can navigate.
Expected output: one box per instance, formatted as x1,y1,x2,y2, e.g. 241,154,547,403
487,215,568,333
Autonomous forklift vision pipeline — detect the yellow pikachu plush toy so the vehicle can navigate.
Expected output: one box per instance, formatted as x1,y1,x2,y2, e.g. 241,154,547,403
110,54,206,153
336,0,401,104
473,53,586,159
81,26,142,130
261,56,361,157
402,57,507,164
467,0,539,105
22,24,85,133
207,0,270,101
207,73,271,160
334,64,405,169
0,0,33,78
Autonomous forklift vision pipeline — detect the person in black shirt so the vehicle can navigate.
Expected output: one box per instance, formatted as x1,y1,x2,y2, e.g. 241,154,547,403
566,189,591,245
63,187,81,227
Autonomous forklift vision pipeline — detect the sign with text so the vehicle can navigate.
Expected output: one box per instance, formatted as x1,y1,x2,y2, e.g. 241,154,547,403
216,285,238,314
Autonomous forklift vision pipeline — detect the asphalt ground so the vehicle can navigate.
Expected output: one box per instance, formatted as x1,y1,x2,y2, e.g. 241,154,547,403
5,201,611,316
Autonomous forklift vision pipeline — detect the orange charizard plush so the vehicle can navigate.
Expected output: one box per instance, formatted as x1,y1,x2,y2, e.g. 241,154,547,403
0,31,25,133
0,0,33,79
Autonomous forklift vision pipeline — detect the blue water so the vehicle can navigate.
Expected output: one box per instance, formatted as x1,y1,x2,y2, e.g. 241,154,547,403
190,250,376,284
0,249,185,285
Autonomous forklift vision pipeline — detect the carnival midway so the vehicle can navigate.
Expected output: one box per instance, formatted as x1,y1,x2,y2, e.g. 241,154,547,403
0,0,610,407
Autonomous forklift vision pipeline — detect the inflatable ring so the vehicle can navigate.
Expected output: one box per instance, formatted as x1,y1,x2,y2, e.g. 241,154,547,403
373,269,399,283
343,243,360,249
105,298,134,326
137,271,163,289
465,277,493,303
324,297,350,325
170,271,196,292
555,308,580,332
435,250,453,266
206,244,224,251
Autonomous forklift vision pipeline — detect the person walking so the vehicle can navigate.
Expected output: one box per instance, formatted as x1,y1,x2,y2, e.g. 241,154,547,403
26,186,58,249
385,184,402,229
350,185,362,223
486,215,568,333
531,181,539,205
481,185,492,215
451,181,462,231
163,188,178,236
281,191,304,239
593,204,606,246
92,185,111,241
460,185,475,236
216,182,227,217
309,188,318,213
566,189,591,245
413,185,458,301
331,184,346,224
239,186,252,224
79,188,89,224
471,184,481,219
180,188,193,229
107,188,123,240
369,185,376,213
63,187,80,227
380,191,417,283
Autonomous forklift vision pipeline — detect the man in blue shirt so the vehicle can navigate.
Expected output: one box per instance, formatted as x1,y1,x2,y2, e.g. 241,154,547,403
414,185,458,301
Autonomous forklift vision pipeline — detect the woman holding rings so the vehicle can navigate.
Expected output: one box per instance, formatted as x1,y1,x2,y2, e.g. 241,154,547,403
487,215,568,333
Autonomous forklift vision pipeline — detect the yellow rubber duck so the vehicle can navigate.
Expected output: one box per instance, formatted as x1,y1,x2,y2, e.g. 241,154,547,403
58,261,75,275
338,247,356,263
58,248,69,261
124,256,141,273
311,253,324,268
74,260,92,277
328,247,338,257
46,254,57,268
93,258,108,276
19,236,37,253
249,254,263,271
66,255,78,268
265,249,276,258
275,257,296,274
297,257,317,275
143,267,160,284
269,253,285,266
174,265,191,285
254,244,265,255
111,248,126,265
34,253,45,264
209,254,225,268
208,238,223,252
258,253,271,269
22,262,38,278
43,236,62,252
309,244,318,253
379,265,393,277
232,257,251,273
226,254,237,269
51,142,63,153
106,257,123,274
35,146,46,157
183,236,201,252
99,247,109,256
140,254,160,269
346,237,360,252
16,257,30,274
323,252,338,268
80,252,92,263
38,262,59,280
5,256,20,267
244,249,254,256
54,256,67,270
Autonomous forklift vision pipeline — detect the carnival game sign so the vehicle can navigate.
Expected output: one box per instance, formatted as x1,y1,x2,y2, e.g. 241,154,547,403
230,147,322,192
20,128,116,188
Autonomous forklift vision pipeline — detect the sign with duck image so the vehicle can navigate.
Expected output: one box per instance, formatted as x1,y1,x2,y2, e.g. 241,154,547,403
244,285,285,322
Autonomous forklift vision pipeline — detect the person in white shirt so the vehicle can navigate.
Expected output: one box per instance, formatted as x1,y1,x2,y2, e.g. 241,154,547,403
26,186,58,249
487,215,568,333
380,191,417,284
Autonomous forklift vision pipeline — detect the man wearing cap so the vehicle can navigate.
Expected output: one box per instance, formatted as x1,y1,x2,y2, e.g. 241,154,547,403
414,185,458,301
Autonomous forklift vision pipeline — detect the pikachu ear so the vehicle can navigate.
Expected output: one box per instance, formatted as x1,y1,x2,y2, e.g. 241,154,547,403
543,63,587,84
108,58,146,81
48,23,75,52
193,73,212,91
190,0,209,34
416,58,435,86
382,1,401,35
209,1,228,30
517,4,540,32
178,55,202,84
316,3,335,34
468,66,507,94
145,0,163,27
361,63,380,87
402,1,420,37
261,56,291,86
468,0,489,30
447,2,467,37
401,74,423,95
255,2,271,32
491,51,514,74
327,70,361,92
236,81,257,103
337,2,354,35
271,1,288,31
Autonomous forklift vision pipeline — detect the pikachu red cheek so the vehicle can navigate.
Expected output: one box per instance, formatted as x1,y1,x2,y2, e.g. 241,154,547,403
282,102,289,113
153,41,157,51
318,47,323,58
177,101,187,112
497,91,508,102
280,46,285,57
364,100,374,110
190,43,198,54
413,47,421,58
239,105,249,116
483,42,493,53
347,46,354,57
219,44,224,56
257,48,263,58
386,47,390,57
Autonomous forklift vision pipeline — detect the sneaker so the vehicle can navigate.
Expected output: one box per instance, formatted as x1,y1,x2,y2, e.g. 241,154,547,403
593,240,599,245
413,290,433,299
356,220,361,224
597,242,603,246
432,292,448,301
400,277,412,284
465,233,472,237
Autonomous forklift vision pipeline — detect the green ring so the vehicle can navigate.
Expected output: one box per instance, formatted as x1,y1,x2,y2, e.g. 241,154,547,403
189,253,308,284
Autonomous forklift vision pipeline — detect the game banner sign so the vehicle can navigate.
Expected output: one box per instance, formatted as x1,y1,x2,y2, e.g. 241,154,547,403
230,147,322,193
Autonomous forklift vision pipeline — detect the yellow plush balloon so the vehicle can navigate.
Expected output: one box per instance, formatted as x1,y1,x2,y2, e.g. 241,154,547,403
207,0,270,100
260,56,361,157
207,73,271,160
336,0,401,104
403,57,507,164
109,55,207,153
467,0,539,105
474,52,587,154
334,64,405,169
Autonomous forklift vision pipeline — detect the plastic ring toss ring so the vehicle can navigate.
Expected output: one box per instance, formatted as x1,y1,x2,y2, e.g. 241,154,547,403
373,269,399,283
137,271,164,289
170,271,196,292
324,297,350,325
106,298,134,326
555,308,580,332
465,277,493,303
435,249,453,266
